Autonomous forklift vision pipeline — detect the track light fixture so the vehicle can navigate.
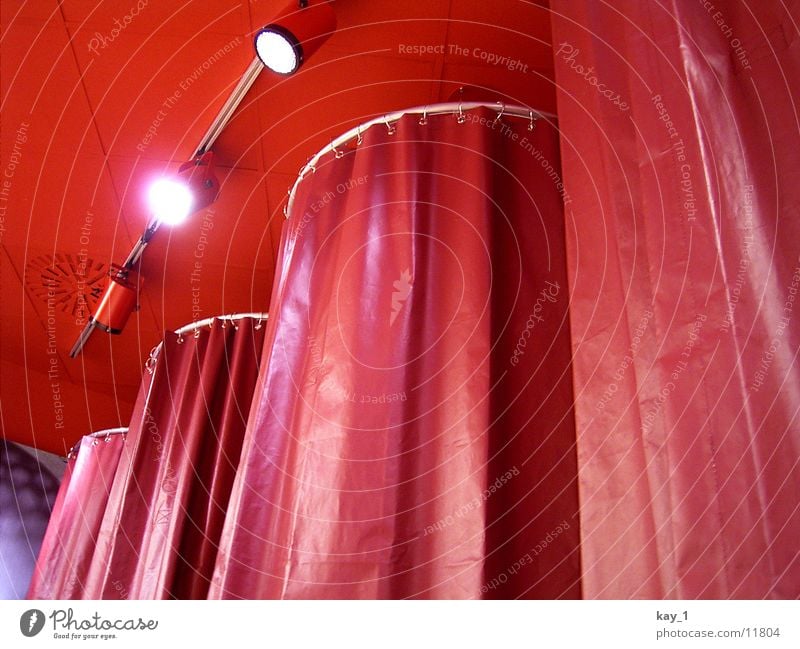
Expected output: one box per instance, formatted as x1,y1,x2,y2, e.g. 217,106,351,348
255,0,336,75
69,153,220,357
148,151,220,226
148,179,193,226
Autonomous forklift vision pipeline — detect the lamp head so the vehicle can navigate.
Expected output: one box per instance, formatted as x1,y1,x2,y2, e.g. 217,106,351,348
254,0,336,75
148,178,193,225
255,26,302,75
147,151,219,226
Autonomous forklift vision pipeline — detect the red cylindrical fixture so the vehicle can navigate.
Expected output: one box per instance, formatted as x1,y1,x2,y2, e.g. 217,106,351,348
90,271,140,335
264,0,336,66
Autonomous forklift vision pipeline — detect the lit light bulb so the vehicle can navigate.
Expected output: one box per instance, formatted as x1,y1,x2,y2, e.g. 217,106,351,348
255,29,300,75
148,178,193,225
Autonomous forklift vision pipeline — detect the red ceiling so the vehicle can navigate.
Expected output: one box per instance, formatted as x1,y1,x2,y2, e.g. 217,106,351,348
1,0,556,455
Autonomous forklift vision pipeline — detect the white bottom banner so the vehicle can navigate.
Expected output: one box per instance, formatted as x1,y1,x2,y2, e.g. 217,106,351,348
0,600,796,648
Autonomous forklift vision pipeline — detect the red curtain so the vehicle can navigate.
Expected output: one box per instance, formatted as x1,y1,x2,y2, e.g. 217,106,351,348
27,434,124,599
551,1,800,597
28,318,266,599
210,107,581,599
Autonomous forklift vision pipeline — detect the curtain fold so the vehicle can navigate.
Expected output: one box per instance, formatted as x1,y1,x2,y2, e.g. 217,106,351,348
551,0,800,598
27,434,124,599
210,107,581,599
28,318,266,599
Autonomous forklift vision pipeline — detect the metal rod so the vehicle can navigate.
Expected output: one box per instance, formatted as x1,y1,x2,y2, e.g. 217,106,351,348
194,56,263,157
69,321,96,358
121,220,159,269
70,58,264,357
285,102,555,218
68,427,129,458
89,427,128,438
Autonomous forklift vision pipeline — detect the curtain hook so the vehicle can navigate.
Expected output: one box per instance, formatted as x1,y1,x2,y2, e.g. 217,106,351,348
104,432,112,443
145,344,159,374
176,331,185,344
528,109,537,132
233,314,239,330
255,317,263,330
332,139,344,159
193,326,200,338
302,156,316,176
418,106,428,126
493,102,505,126
356,125,363,145
384,115,396,135
457,102,466,124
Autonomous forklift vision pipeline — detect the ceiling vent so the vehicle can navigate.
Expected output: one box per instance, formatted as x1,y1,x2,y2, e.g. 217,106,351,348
26,253,109,320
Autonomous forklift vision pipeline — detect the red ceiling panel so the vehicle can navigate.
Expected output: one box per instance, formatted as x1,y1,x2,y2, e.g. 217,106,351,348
0,358,136,456
438,59,557,113
67,22,254,162
60,0,249,38
137,252,273,334
1,247,58,374
448,0,554,52
208,93,265,171
1,0,60,24
318,1,451,56
0,152,135,257
0,20,111,232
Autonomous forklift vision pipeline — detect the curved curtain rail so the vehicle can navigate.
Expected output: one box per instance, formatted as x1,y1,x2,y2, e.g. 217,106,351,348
145,313,270,371
285,101,556,218
173,312,269,336
88,428,128,438
67,427,129,459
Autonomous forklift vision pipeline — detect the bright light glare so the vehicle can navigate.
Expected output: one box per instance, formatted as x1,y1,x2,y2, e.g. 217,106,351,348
148,178,193,225
255,30,299,74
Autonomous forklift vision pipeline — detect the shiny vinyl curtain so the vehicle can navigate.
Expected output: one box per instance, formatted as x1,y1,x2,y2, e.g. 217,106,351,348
551,1,800,597
210,107,581,599
27,433,125,599
29,318,266,599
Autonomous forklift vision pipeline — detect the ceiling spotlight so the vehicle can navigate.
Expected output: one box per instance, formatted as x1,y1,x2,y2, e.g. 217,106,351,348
255,28,301,75
148,178,193,225
70,152,220,357
148,151,220,226
255,0,336,75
